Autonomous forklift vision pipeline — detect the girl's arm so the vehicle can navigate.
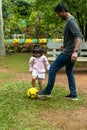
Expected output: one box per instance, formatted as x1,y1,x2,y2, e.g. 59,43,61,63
29,57,34,72
43,55,50,70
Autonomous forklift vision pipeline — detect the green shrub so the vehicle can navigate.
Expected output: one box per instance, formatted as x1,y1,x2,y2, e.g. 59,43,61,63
5,43,33,53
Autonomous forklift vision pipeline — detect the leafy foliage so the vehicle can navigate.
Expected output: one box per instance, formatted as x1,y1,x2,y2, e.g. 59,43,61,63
62,0,87,40
5,42,33,53
2,0,87,40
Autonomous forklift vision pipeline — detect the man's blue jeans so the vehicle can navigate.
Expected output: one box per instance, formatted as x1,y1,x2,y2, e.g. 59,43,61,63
44,53,77,97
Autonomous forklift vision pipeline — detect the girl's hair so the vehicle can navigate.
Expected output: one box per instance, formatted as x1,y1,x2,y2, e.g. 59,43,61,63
54,3,69,13
32,44,43,54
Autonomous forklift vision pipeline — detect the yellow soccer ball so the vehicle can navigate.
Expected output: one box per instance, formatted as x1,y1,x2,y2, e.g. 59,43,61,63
27,87,38,99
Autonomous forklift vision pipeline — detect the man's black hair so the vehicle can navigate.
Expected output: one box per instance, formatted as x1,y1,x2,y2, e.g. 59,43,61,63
54,3,69,12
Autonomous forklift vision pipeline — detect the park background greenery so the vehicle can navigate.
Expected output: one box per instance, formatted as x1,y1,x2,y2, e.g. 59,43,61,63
2,0,87,41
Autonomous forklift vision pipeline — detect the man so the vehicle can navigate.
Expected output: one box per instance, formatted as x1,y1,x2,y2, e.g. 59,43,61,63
37,3,83,100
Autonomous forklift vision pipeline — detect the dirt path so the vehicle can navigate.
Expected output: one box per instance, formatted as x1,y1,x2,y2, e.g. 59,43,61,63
16,69,87,94
0,68,87,93
37,107,87,130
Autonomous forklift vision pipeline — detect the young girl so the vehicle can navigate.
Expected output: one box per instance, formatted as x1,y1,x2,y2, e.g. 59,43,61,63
29,45,50,90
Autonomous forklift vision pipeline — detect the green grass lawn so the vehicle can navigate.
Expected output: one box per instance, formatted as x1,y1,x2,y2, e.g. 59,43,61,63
0,53,87,130
0,53,31,73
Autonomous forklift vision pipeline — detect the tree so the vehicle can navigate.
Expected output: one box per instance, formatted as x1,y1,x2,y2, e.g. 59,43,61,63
2,0,87,40
62,0,87,41
2,0,31,37
0,0,5,57
28,0,63,38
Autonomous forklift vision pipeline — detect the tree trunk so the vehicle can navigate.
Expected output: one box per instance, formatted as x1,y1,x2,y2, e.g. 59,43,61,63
85,23,87,41
0,0,5,57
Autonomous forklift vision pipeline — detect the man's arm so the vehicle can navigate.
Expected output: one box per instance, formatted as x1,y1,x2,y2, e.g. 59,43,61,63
74,38,82,52
71,38,82,63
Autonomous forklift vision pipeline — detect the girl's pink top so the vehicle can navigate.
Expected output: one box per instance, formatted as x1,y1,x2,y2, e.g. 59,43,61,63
29,55,50,73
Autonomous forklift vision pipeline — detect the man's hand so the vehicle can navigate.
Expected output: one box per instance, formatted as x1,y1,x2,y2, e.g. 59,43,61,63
71,52,78,63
